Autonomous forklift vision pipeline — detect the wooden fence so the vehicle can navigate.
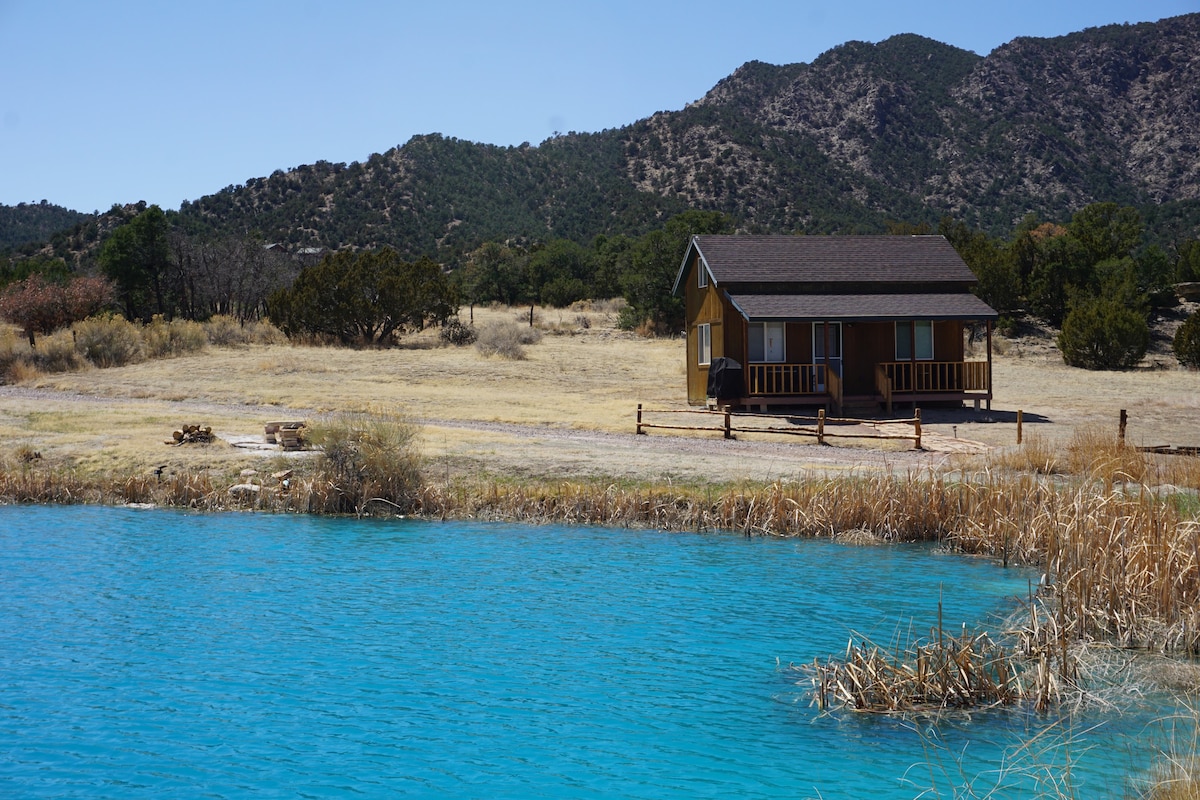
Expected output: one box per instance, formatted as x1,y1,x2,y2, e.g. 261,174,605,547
635,405,923,449
1120,408,1200,456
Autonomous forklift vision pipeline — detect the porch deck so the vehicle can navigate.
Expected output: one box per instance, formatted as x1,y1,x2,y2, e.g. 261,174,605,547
718,361,991,414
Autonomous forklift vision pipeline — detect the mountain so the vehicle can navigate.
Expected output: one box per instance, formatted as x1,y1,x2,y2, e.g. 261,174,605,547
0,201,93,253
9,14,1200,261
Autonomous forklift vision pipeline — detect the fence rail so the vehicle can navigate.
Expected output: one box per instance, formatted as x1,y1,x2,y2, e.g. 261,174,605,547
635,405,922,449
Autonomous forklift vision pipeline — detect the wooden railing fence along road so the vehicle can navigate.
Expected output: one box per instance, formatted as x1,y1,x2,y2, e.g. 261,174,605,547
635,405,924,449
635,406,1200,455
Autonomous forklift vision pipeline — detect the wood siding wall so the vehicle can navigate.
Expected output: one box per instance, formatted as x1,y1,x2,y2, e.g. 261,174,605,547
844,323,893,395
684,255,729,404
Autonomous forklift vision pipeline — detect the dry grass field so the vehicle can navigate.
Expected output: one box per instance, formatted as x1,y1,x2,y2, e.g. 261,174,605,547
1,303,1198,486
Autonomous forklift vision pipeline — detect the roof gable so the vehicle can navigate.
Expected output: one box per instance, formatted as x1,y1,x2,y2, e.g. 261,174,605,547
673,235,977,293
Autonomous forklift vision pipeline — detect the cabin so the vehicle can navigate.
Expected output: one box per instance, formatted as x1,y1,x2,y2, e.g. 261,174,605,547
671,235,999,414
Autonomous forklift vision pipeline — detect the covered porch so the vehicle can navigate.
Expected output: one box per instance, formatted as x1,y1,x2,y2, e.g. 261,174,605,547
714,293,997,415
737,357,991,414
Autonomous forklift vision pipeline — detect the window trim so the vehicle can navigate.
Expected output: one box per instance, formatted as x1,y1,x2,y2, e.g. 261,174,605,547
697,323,712,366
895,320,934,361
748,321,785,363
697,262,708,289
813,322,842,361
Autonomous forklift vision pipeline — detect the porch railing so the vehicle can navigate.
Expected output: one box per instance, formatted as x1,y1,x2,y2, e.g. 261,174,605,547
745,363,825,396
875,365,893,411
881,361,990,394
827,367,843,414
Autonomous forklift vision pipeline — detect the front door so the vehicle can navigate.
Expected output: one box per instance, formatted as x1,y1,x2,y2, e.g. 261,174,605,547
749,322,785,363
763,322,785,363
813,322,842,391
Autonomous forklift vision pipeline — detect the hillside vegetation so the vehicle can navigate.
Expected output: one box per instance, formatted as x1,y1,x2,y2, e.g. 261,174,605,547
163,13,1200,258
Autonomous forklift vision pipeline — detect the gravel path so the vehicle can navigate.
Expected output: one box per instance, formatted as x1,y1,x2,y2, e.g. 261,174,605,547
0,385,975,481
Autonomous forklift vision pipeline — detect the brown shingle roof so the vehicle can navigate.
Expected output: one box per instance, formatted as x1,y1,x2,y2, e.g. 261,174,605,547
728,293,998,321
692,235,976,285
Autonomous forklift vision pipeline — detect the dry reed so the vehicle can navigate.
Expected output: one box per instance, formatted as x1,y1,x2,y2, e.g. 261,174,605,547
802,625,1025,713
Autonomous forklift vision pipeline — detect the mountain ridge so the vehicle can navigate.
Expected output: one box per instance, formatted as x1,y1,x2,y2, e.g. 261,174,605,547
6,13,1200,258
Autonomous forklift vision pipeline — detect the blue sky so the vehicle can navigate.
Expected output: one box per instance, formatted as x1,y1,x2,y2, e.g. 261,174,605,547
1,0,1194,214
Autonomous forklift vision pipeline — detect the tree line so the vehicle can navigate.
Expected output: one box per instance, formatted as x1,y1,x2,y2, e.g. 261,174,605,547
2,199,1198,370
929,202,1200,369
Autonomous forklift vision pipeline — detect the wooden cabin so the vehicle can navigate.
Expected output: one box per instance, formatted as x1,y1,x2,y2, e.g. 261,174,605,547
671,235,999,414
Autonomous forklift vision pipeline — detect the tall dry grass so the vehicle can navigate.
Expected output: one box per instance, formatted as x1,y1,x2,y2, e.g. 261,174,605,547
304,408,422,514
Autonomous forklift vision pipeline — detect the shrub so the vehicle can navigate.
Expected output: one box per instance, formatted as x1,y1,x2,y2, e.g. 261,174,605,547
28,329,85,373
202,315,245,346
1057,298,1149,370
143,316,207,358
306,408,422,513
0,330,87,380
72,313,144,368
439,317,477,346
515,324,543,346
1174,311,1200,368
474,320,540,359
245,318,287,345
204,316,287,346
0,328,28,380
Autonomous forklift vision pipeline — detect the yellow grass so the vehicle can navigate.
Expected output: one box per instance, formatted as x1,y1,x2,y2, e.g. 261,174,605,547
29,306,682,431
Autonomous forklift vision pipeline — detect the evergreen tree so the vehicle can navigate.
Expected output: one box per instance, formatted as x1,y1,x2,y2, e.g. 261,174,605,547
98,205,172,321
1057,297,1149,370
269,248,457,346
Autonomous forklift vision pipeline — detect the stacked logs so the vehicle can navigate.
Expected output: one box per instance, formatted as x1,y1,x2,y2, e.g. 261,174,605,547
167,425,215,446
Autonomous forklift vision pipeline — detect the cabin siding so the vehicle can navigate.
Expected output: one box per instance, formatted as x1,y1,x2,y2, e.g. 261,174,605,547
843,322,892,395
684,255,728,404
935,320,964,361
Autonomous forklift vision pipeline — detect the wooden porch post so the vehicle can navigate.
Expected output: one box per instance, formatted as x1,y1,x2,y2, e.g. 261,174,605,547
986,320,993,411
909,319,917,408
823,321,831,408
742,317,750,402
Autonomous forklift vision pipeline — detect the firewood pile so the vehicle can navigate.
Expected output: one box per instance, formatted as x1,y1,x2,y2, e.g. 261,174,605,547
167,424,215,446
264,421,307,451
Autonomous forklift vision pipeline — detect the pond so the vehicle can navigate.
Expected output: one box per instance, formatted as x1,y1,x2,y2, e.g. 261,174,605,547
0,505,1185,798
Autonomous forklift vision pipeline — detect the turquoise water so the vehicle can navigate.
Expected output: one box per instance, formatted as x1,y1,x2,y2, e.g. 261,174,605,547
0,505,1180,798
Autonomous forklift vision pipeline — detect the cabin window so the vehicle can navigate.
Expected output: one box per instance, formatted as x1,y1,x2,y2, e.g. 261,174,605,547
697,323,711,366
748,322,785,362
895,320,934,360
697,261,707,289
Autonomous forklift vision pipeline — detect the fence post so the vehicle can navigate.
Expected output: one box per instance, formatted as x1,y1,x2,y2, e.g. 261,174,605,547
817,408,825,445
636,404,644,435
914,408,922,450
724,409,732,440
1017,409,1023,445
1119,409,1127,446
